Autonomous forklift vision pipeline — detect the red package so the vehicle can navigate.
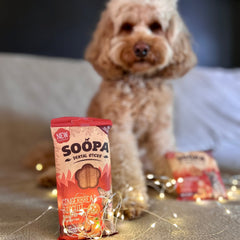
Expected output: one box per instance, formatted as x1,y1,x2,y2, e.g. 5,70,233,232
51,117,116,239
165,151,227,200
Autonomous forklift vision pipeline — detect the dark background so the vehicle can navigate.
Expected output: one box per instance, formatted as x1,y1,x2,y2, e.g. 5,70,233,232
0,0,239,67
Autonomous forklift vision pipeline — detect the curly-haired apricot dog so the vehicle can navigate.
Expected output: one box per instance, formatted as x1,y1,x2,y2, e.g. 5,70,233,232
85,0,196,218
26,0,196,219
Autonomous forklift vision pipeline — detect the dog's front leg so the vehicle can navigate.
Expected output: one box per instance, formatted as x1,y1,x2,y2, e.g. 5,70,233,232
146,91,176,177
146,126,176,177
110,125,149,219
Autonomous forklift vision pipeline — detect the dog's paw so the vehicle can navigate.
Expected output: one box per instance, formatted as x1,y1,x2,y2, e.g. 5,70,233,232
120,190,149,220
122,200,148,220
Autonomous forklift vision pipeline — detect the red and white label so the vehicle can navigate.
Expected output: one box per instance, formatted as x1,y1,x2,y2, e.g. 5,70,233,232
54,128,70,143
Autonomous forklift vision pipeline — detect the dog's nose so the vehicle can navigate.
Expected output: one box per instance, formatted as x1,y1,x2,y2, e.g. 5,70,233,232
134,42,150,58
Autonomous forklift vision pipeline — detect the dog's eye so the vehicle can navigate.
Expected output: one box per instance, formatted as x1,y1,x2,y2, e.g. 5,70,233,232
149,22,162,33
120,23,133,33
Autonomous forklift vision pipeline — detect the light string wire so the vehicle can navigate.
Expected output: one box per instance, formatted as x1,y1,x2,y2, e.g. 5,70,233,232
6,206,57,238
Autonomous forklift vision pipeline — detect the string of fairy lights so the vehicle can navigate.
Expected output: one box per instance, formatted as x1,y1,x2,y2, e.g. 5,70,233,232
6,163,239,239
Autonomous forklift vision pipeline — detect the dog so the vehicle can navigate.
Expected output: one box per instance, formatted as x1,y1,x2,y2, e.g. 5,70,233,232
26,0,196,220
84,0,196,219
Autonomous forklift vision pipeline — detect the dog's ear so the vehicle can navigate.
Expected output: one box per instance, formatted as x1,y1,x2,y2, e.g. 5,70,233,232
159,14,197,79
85,9,123,80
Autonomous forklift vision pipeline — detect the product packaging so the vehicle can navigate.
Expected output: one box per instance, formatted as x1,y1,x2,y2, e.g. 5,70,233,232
165,151,227,200
51,117,116,240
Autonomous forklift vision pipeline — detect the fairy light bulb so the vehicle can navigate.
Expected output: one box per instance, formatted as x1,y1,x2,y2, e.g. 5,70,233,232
171,179,177,185
173,213,178,218
35,163,43,171
231,186,237,192
48,205,53,210
139,195,144,202
232,179,238,185
218,196,224,202
128,186,134,192
159,193,165,199
166,182,172,188
147,174,154,180
154,180,161,186
151,222,156,228
51,189,57,196
177,177,184,183
226,209,231,214
227,191,233,198
196,197,202,204
173,223,178,228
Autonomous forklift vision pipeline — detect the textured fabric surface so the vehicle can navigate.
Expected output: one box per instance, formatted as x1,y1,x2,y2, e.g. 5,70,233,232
1,162,240,240
0,53,240,240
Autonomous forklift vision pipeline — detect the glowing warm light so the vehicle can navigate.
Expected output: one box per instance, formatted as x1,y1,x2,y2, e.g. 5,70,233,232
70,208,73,214
173,213,178,218
108,212,113,217
151,222,156,228
196,198,202,203
117,212,121,218
177,177,184,183
159,193,165,199
218,196,224,202
227,191,233,197
231,186,237,192
106,230,111,235
51,189,57,196
128,186,134,192
121,214,125,220
139,195,144,201
63,228,68,233
48,205,53,210
90,220,95,224
173,223,178,228
35,163,43,171
147,174,154,180
171,179,177,185
226,209,231,214
232,179,238,185
166,182,172,188
154,180,161,186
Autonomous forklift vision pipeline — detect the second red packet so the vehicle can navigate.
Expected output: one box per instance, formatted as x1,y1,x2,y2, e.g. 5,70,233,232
165,151,227,200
